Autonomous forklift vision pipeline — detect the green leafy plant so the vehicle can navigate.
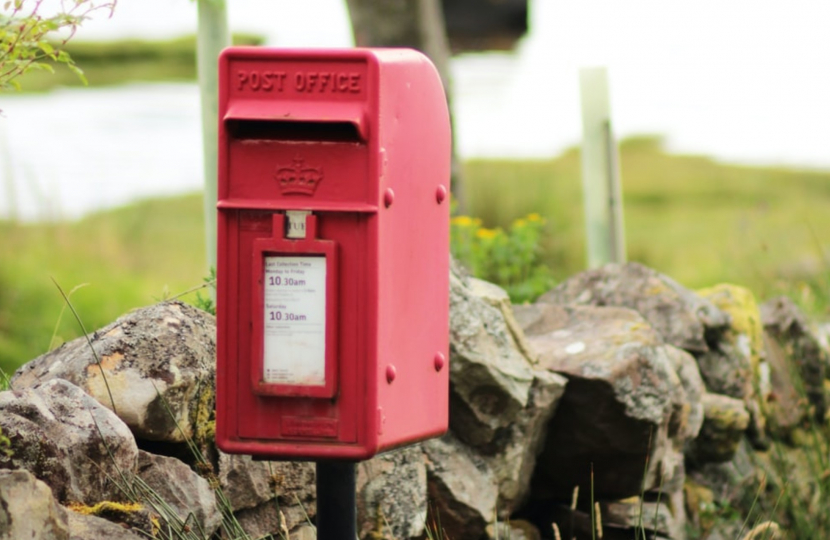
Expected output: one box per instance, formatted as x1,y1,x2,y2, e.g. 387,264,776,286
1,0,116,91
193,267,216,315
0,426,11,457
160,268,216,315
758,406,830,537
451,212,554,303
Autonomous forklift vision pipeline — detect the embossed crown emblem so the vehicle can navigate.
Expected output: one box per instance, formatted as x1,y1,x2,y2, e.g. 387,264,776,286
275,159,323,196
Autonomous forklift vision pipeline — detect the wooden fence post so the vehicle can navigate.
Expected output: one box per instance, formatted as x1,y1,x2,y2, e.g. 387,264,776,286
579,67,626,268
197,0,230,273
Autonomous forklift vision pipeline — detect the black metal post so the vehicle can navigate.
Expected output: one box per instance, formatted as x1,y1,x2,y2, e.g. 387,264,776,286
315,461,357,540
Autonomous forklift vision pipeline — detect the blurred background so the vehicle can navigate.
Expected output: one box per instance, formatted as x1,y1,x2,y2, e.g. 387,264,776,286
2,0,830,373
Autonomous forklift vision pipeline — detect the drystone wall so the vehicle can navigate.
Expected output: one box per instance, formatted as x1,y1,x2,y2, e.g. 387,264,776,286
1,261,828,540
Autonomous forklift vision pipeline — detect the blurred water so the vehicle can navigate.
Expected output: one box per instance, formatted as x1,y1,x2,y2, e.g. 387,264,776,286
3,0,830,221
0,84,202,221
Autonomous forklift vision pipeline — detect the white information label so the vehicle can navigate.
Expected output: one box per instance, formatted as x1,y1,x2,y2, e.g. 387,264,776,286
263,256,327,386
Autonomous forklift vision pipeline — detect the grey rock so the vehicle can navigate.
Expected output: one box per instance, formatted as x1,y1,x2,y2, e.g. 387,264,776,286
761,296,829,421
664,345,705,441
67,504,156,538
601,497,685,540
66,512,146,540
217,452,315,534
449,268,567,513
0,379,137,504
423,434,497,540
0,469,69,540
291,524,317,540
687,438,760,538
666,489,687,540
519,303,687,500
486,519,541,540
219,453,316,512
356,445,426,540
12,301,216,444
695,284,763,401
761,332,805,436
488,368,567,515
537,262,730,353
696,343,754,401
687,393,750,464
218,453,277,511
449,268,537,447
697,284,768,446
469,277,540,364
653,447,686,496
135,451,221,537
233,505,292,540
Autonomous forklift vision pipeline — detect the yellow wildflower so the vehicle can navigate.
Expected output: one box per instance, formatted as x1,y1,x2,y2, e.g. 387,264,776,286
476,228,499,240
451,216,474,227
527,213,543,223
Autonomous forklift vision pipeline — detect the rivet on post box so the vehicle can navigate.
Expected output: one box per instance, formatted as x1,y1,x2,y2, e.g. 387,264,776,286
215,48,451,461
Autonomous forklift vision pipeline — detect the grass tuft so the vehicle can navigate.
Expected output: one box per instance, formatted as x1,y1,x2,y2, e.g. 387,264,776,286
51,277,117,414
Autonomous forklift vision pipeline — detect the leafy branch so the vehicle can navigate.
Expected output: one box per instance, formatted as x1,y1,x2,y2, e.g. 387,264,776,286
0,0,117,91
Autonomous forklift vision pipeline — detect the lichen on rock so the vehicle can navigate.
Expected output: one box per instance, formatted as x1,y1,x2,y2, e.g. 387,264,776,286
697,284,767,444
12,301,216,444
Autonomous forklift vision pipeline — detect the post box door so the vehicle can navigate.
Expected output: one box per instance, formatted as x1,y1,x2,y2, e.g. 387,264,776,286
229,210,369,445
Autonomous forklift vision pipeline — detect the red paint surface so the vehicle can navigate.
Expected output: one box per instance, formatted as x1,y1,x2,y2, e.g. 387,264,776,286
216,48,451,460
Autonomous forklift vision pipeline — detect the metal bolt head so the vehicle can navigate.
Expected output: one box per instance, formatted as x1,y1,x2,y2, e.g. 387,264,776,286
384,188,395,208
386,365,397,383
434,352,446,372
436,185,447,204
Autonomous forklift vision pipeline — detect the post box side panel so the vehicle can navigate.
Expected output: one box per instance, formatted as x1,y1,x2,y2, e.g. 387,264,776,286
216,208,238,450
216,55,234,449
218,51,232,201
373,52,452,449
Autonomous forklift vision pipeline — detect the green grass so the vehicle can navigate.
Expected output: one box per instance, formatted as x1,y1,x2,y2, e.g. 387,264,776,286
464,136,830,308
2,137,829,376
11,33,264,92
0,193,207,374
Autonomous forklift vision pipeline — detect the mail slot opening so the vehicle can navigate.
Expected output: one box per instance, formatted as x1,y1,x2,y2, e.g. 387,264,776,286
227,119,364,143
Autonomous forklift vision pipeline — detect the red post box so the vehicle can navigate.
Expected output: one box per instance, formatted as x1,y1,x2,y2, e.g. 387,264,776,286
215,48,451,460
